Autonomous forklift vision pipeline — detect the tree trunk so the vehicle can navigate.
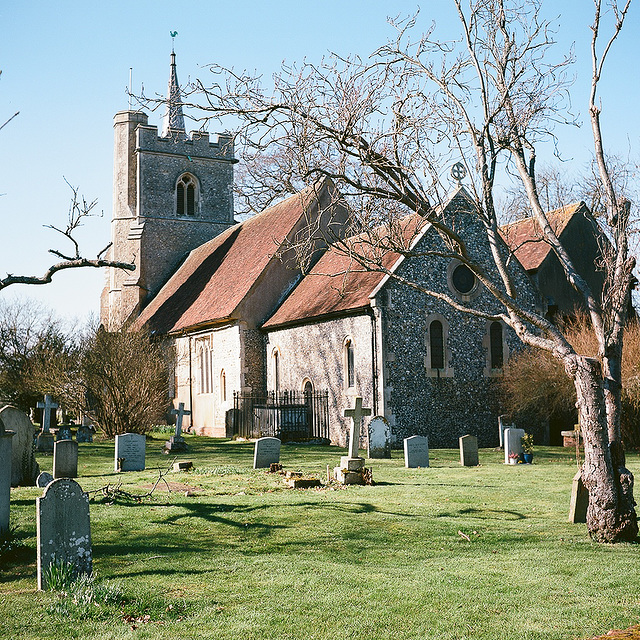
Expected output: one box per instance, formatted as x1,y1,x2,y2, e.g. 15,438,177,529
573,356,637,542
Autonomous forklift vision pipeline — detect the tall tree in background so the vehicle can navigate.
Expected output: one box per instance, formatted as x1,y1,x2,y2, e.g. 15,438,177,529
173,0,636,541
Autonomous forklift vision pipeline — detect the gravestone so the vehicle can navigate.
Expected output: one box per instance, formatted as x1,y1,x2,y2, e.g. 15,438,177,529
36,478,92,591
37,471,54,488
498,415,514,448
334,397,372,484
367,416,391,459
114,433,146,472
404,435,429,468
0,405,39,487
569,470,589,523
56,425,73,441
253,437,281,469
53,440,78,479
504,427,525,464
459,434,479,466
0,419,14,535
36,394,58,453
165,403,190,453
76,425,94,443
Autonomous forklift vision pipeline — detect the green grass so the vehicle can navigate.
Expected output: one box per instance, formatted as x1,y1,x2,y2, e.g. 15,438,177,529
1,432,639,640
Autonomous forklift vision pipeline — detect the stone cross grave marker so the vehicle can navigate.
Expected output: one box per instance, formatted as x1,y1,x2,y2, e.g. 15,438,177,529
344,397,372,460
459,434,479,466
0,418,14,535
114,433,146,472
53,440,78,479
165,403,191,452
37,471,54,488
253,437,281,469
404,435,429,468
504,427,525,464
1,405,40,487
36,395,58,434
367,415,391,459
36,478,92,591
569,470,589,523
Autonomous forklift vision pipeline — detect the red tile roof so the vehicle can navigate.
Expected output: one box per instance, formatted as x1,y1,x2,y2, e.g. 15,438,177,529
263,213,429,328
500,203,585,271
134,184,322,334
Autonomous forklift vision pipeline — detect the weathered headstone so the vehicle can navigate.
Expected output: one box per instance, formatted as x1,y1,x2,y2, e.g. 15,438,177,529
459,434,479,466
0,405,40,487
504,427,525,464
36,394,58,453
76,425,94,443
569,470,589,523
36,478,92,591
56,425,73,441
334,397,372,484
0,419,14,534
404,435,429,468
498,415,514,448
165,403,190,452
253,437,281,469
367,415,391,459
114,433,146,472
53,440,78,479
37,471,54,488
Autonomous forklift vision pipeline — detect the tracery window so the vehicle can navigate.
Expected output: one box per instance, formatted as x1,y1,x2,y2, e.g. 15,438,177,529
176,173,198,217
198,342,213,394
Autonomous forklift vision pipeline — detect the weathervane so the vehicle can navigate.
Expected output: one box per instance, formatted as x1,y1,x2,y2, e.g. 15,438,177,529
451,162,467,185
170,30,178,52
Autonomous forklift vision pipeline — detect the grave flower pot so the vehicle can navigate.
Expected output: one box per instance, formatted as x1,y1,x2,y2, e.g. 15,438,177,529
523,453,533,464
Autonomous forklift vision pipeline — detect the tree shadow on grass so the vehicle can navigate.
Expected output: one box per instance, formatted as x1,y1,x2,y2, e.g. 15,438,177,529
436,506,526,520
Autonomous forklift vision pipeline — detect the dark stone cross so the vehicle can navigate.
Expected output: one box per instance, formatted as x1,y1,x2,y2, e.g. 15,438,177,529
170,403,191,439
343,397,372,459
37,395,58,434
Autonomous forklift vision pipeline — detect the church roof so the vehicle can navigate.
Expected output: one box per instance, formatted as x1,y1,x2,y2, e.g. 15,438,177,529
134,184,324,335
499,202,586,272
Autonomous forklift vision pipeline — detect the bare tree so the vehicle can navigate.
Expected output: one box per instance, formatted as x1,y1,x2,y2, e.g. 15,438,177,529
0,181,134,291
159,0,636,541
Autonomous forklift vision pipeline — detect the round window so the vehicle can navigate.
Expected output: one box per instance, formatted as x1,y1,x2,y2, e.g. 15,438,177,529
451,264,476,295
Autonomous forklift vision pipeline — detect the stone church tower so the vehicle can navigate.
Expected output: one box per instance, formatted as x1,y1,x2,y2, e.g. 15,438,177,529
100,52,236,329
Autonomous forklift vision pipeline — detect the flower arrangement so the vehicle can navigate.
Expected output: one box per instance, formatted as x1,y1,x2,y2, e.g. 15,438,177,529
521,433,534,455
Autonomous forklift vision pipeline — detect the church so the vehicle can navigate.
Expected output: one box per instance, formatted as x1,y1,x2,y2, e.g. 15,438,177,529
100,54,607,448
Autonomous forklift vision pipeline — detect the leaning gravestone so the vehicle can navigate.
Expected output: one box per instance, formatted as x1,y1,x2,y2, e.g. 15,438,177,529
569,470,589,523
76,425,94,443
404,435,429,468
37,471,54,488
0,405,39,487
53,440,78,479
504,427,525,464
114,433,146,472
253,437,281,469
36,478,92,591
0,419,14,535
367,416,391,459
459,434,479,466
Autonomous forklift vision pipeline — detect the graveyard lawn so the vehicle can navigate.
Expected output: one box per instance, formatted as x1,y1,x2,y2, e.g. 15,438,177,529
1,433,640,640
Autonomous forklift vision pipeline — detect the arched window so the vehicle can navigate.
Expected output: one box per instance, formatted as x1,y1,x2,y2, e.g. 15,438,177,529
344,339,355,389
176,174,198,217
273,350,280,391
489,321,504,369
429,320,445,370
198,342,213,394
220,369,226,403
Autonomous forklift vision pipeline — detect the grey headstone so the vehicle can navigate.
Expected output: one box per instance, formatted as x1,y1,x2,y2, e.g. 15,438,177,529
37,472,54,488
56,425,73,441
75,425,93,443
367,416,391,459
504,427,525,464
404,435,429,468
253,437,281,469
114,433,146,472
569,470,589,523
53,440,78,479
0,432,14,534
498,415,514,448
36,478,92,591
459,434,479,466
0,405,39,487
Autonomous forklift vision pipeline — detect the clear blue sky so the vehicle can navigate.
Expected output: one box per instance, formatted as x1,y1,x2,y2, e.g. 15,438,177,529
0,1,638,321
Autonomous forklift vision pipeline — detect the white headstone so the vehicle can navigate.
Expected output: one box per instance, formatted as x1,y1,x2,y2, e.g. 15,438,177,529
459,434,479,466
114,433,146,472
253,437,281,469
36,472,54,488
498,415,514,448
404,435,429,468
504,427,525,464
367,416,391,459
0,430,14,534
36,478,92,590
0,405,39,486
53,440,78,479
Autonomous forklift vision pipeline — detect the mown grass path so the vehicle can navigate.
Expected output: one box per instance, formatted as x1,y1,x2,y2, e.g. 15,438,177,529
1,435,639,640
